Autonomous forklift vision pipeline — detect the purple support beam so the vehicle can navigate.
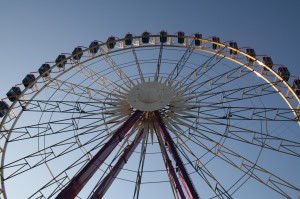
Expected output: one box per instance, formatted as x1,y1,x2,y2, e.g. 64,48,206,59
55,111,142,199
154,111,199,199
90,131,144,199
179,172,193,199
155,128,186,199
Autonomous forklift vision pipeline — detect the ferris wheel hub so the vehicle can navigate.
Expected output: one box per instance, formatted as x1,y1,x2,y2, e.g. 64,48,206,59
127,81,173,111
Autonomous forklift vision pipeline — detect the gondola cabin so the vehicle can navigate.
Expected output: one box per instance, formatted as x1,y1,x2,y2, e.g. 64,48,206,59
194,33,202,46
38,64,51,77
6,87,21,102
89,41,99,54
246,48,256,64
229,42,238,56
55,55,67,68
262,56,273,71
212,37,220,50
142,31,150,44
125,33,133,45
277,67,290,81
107,36,116,49
159,30,168,43
0,101,9,117
178,31,185,44
72,47,83,61
22,74,36,88
292,79,300,95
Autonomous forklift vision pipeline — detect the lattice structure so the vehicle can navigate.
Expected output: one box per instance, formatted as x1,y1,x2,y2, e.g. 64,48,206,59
0,31,300,198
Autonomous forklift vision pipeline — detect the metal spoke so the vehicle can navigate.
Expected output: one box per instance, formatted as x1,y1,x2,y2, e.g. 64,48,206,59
47,78,127,102
154,121,186,199
19,99,130,115
55,111,141,199
185,83,275,105
170,103,300,122
73,62,129,93
172,64,249,98
132,124,148,199
21,101,97,114
3,129,104,181
132,47,145,83
99,46,135,89
175,143,232,199
165,112,300,198
165,38,195,84
89,127,144,199
154,111,200,199
2,114,129,181
165,110,300,157
4,112,128,143
154,43,164,82
161,117,228,198
28,156,89,198
169,46,226,95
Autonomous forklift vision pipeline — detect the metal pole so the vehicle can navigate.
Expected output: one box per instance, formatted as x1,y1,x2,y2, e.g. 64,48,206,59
90,130,144,199
155,126,186,199
55,111,142,199
154,111,199,199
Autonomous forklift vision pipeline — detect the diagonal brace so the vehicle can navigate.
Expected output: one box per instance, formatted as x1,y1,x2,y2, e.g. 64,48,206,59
90,130,144,199
55,111,142,199
154,111,199,199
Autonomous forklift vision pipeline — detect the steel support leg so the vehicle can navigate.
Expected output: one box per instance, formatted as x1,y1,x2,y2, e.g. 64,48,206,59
154,111,199,199
90,130,144,199
55,111,142,199
154,127,186,199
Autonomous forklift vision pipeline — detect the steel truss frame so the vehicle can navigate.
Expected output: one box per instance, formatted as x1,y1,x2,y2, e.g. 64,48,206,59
53,111,203,199
0,33,300,199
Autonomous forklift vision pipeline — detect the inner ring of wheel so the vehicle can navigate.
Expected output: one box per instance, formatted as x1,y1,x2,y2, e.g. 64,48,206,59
127,81,173,111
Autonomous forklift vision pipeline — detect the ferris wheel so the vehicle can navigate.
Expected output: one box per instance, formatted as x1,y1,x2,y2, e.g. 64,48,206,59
0,31,300,199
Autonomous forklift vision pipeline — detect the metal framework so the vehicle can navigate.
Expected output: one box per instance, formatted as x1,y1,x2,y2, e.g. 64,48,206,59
0,32,300,198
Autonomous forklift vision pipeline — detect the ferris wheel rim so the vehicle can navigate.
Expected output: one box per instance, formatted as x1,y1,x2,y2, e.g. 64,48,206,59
1,35,299,125
1,35,299,126
0,32,299,198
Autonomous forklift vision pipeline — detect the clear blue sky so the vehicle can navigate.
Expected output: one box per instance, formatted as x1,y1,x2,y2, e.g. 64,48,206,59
0,1,300,198
1,0,300,100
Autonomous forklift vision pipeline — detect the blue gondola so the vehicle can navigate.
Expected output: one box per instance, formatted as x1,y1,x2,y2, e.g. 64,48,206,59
22,74,36,88
159,30,168,43
178,31,185,44
107,36,116,49
55,55,67,68
246,48,256,63
125,33,133,45
39,64,51,77
194,33,202,46
6,87,22,102
89,41,99,54
72,47,83,61
229,42,238,55
292,79,300,95
277,67,290,81
212,37,220,50
262,57,273,71
142,31,150,43
0,101,9,118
